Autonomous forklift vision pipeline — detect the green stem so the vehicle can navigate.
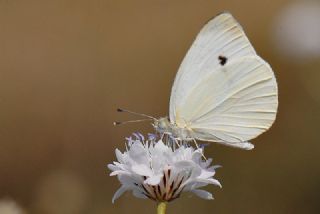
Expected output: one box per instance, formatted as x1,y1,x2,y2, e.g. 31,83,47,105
157,202,167,214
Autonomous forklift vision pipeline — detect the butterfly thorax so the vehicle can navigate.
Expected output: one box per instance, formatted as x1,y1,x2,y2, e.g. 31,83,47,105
154,117,193,140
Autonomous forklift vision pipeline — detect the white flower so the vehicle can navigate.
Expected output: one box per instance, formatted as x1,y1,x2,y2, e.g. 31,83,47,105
108,133,221,203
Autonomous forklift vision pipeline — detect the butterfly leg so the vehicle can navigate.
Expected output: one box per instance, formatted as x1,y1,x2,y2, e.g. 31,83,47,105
192,138,207,160
170,137,182,150
160,132,179,149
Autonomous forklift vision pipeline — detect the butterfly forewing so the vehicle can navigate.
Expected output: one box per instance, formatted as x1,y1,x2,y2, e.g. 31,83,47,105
170,12,257,124
169,12,278,149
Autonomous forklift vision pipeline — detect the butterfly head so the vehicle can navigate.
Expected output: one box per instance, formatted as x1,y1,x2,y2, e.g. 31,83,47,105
153,117,172,134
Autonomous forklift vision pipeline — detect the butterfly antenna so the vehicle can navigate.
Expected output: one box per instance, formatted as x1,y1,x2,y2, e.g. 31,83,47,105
117,108,157,120
113,118,153,126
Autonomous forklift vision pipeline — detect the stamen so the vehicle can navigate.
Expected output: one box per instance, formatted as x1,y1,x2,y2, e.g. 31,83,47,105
163,174,167,187
172,176,184,198
169,181,175,193
142,183,156,199
162,193,167,201
157,185,161,195
152,185,160,200
142,192,156,201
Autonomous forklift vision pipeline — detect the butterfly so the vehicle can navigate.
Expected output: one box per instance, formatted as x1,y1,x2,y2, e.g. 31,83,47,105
116,12,278,150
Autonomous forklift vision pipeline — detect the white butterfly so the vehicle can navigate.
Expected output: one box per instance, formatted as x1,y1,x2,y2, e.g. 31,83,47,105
117,12,278,150
154,13,278,149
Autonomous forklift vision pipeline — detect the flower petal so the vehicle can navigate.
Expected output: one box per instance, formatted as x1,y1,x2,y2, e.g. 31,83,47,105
118,174,139,186
112,186,128,203
207,165,221,172
128,143,149,164
173,160,193,168
201,158,212,168
191,189,214,200
196,178,222,188
133,189,148,199
191,150,203,163
131,164,152,177
115,149,124,163
145,175,162,185
107,164,118,171
199,170,215,179
110,170,130,176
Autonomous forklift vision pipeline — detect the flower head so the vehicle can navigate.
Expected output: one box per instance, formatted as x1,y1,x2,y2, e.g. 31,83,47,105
108,133,221,203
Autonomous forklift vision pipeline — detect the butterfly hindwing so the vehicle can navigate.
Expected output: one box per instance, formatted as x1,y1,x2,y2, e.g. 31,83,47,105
186,56,278,148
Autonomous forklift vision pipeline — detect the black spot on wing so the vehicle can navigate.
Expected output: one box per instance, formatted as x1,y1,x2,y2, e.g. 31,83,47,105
218,55,228,66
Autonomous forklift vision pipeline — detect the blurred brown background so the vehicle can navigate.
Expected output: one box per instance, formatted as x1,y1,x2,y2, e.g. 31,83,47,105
1,0,320,213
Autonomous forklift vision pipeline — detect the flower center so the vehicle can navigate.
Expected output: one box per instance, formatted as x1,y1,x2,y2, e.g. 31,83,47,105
137,169,189,202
